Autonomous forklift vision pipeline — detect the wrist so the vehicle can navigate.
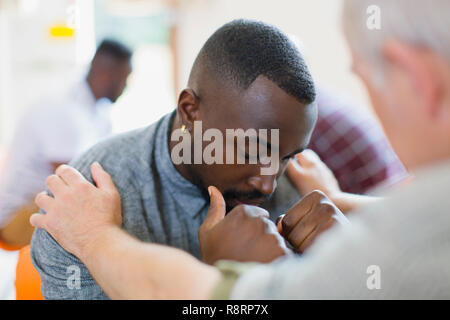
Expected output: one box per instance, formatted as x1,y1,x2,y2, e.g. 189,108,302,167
78,225,120,263
329,192,382,214
328,191,351,213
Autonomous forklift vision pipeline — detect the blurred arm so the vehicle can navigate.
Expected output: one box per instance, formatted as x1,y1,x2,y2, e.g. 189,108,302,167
80,226,221,299
286,150,382,214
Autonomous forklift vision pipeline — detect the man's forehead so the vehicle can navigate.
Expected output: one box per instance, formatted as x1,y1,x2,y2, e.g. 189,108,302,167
215,93,310,128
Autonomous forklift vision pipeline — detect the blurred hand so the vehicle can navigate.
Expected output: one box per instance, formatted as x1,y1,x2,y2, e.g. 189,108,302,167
199,186,292,265
286,149,341,199
277,190,347,254
31,163,122,259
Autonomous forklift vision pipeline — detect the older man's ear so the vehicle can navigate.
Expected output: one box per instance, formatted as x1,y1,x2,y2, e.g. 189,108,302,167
382,39,444,118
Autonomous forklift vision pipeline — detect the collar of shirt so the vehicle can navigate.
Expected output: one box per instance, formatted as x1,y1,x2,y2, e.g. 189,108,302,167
154,111,208,218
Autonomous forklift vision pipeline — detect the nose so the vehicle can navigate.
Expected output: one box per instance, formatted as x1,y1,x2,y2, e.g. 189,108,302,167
247,174,277,196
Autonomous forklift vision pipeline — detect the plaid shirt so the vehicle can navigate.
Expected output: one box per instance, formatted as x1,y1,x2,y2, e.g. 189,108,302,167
309,86,407,194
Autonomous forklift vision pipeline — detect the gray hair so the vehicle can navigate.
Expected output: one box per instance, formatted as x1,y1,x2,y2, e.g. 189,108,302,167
343,0,450,69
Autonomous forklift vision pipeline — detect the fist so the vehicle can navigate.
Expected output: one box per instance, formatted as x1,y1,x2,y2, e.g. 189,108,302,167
199,186,291,265
286,149,341,198
278,190,347,254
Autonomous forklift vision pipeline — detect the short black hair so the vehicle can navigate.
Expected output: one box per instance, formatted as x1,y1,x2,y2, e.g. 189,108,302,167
192,19,316,104
95,39,132,62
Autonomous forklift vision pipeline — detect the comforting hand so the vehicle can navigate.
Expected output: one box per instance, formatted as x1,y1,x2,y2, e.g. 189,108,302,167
286,149,341,199
277,190,348,254
30,162,122,259
198,186,292,265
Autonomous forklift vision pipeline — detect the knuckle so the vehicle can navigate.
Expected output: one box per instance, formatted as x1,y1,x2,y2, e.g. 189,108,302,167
256,216,267,228
309,189,327,199
288,230,303,248
281,213,296,231
235,204,250,217
319,202,336,215
35,192,45,206
239,204,252,212
35,192,43,201
57,165,69,175
45,174,56,185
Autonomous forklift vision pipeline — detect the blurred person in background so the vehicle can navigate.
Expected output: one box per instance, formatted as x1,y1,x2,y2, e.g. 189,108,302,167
0,39,132,248
31,0,450,299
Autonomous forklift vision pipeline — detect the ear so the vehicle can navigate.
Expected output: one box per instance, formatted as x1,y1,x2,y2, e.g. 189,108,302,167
177,89,201,130
382,39,443,119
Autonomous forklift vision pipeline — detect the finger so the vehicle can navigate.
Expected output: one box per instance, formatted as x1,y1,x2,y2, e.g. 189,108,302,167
299,149,321,164
34,191,54,212
91,162,116,191
276,214,285,233
295,151,313,167
55,164,86,186
281,190,325,236
286,204,332,249
29,213,47,229
331,205,351,226
285,215,316,249
285,158,305,176
262,217,279,235
202,186,226,231
243,206,270,219
297,218,335,253
285,159,306,191
45,174,67,196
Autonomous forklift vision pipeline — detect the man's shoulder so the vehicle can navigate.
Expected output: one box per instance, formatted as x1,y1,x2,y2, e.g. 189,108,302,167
352,161,450,238
71,112,170,169
82,126,152,159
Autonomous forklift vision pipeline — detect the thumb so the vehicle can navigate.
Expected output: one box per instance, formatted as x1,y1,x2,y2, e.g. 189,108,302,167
91,162,116,191
202,186,226,231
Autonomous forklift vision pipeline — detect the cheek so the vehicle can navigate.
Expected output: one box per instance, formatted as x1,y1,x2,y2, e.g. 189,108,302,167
367,88,392,129
201,164,259,189
357,68,399,139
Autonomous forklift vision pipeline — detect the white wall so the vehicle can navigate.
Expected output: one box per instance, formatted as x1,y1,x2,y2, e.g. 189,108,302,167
175,0,369,107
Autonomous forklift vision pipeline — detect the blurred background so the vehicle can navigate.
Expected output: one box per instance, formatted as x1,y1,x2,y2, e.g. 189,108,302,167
0,0,370,165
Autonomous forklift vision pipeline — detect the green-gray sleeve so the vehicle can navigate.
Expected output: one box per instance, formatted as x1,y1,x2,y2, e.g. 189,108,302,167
209,260,261,300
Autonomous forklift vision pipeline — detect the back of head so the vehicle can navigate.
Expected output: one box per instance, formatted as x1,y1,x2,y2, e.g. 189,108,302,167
93,39,132,64
189,19,316,105
343,0,450,68
343,0,450,169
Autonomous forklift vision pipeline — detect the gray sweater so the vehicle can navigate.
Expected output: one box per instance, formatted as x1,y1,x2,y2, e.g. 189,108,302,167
30,111,300,299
